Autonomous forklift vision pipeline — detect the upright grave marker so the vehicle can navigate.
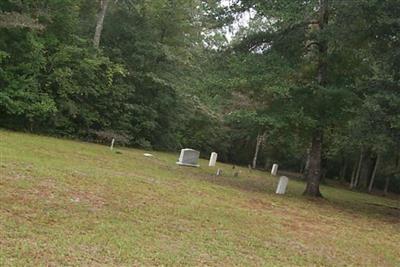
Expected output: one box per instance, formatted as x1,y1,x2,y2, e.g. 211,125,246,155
176,148,200,167
209,152,218,167
110,138,115,150
276,176,289,195
271,163,279,176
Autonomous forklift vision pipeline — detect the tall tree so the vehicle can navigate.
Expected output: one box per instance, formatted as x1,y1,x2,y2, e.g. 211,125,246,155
302,0,328,197
93,0,110,48
225,0,348,197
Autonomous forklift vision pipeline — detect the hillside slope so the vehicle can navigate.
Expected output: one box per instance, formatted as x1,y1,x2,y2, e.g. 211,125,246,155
0,130,399,266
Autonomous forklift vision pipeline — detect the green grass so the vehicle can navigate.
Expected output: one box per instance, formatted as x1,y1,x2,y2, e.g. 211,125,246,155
0,130,399,266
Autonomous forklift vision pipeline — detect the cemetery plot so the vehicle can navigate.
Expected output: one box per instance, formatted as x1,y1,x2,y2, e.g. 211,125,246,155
0,130,399,266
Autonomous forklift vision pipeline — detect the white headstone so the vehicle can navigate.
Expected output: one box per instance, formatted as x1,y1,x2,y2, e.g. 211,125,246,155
216,168,222,176
110,138,115,150
208,152,218,167
276,176,289,194
271,163,279,176
176,148,200,167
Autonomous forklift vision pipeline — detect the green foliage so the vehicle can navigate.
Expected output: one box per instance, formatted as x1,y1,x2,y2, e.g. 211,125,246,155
213,0,400,192
0,0,229,158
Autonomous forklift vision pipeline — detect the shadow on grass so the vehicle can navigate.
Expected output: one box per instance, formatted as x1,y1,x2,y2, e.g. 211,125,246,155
198,173,277,194
323,194,400,223
192,171,400,223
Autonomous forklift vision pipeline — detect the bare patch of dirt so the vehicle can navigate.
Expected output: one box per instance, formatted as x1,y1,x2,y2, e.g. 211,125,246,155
68,190,107,210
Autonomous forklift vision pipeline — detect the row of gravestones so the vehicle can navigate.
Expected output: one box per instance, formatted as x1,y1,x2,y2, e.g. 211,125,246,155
176,148,289,195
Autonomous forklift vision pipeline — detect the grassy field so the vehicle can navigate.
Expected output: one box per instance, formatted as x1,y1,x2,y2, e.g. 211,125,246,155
0,130,399,266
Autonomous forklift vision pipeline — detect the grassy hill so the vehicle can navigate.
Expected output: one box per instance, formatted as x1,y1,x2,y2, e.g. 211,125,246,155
0,130,399,266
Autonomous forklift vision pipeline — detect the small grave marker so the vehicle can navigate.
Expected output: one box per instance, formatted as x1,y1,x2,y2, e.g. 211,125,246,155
271,163,279,176
276,176,289,195
110,138,115,150
209,152,218,167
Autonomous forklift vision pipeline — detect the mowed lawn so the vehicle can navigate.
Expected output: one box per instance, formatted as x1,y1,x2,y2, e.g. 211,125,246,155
0,130,399,266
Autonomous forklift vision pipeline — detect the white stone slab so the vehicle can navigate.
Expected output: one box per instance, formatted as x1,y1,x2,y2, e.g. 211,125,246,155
276,176,289,194
271,163,279,176
110,138,115,150
209,152,218,167
176,148,200,167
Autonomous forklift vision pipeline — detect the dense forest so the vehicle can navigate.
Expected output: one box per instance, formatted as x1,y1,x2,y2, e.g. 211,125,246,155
0,0,399,196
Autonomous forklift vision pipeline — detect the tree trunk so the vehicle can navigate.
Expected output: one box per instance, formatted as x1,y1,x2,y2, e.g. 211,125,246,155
299,160,305,174
303,0,328,197
368,154,380,193
303,148,311,178
303,130,323,197
384,152,400,196
353,149,364,189
321,156,327,183
358,151,374,190
93,0,110,48
383,176,390,196
264,158,271,171
340,158,348,181
252,132,265,169
350,162,357,189
316,0,329,86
